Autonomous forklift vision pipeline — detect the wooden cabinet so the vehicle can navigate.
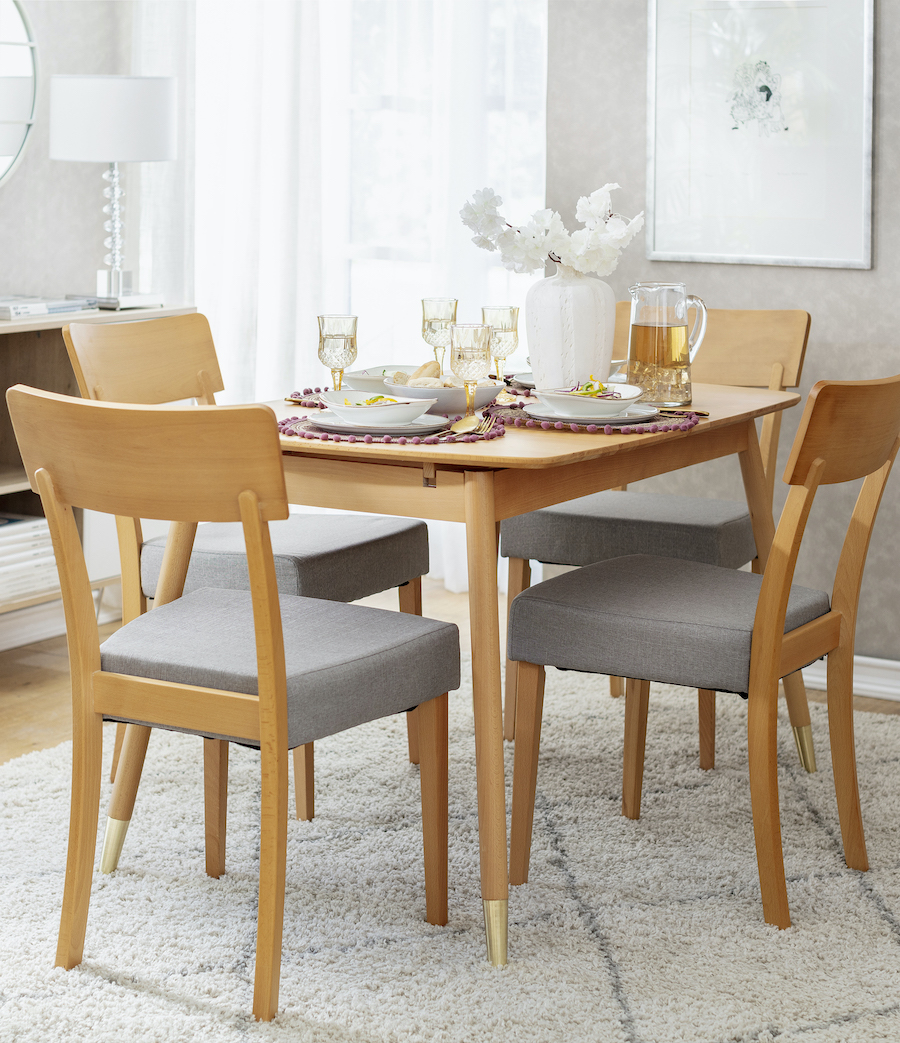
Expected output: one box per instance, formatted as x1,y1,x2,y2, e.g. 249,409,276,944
1,306,196,614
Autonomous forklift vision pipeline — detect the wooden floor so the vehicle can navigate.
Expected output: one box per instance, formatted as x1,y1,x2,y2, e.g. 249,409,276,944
0,578,897,766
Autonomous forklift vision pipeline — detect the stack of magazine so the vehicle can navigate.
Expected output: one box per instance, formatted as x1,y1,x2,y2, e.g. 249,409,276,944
0,296,97,321
0,514,59,605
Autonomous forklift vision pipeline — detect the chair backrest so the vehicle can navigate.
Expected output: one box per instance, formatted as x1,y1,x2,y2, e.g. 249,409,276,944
6,384,290,706
784,376,900,486
63,312,227,619
63,313,224,406
754,375,900,668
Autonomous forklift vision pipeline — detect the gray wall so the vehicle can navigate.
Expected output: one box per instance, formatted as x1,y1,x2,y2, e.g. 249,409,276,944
0,1,132,296
547,0,899,659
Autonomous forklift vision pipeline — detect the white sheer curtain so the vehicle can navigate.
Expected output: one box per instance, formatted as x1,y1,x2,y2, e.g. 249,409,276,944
137,0,548,592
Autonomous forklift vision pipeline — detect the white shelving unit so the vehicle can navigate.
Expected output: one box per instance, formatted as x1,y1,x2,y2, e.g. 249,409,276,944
0,304,196,631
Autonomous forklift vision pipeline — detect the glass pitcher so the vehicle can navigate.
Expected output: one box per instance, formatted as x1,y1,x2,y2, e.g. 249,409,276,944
626,283,708,406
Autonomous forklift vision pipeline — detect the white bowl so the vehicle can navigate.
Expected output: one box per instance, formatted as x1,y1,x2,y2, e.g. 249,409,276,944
532,383,644,418
384,378,503,416
342,365,418,393
319,389,436,426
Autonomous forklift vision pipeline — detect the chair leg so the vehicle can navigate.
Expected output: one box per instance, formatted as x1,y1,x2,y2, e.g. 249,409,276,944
747,678,791,928
292,743,314,821
509,661,546,885
698,689,716,770
204,738,229,878
504,557,531,741
405,711,420,765
399,578,423,763
417,693,449,926
609,675,624,698
109,722,126,782
99,723,152,873
826,647,868,871
56,710,104,969
252,739,289,1022
622,679,651,819
782,671,817,773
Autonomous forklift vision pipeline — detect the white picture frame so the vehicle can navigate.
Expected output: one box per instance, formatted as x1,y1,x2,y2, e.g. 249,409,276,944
647,0,874,268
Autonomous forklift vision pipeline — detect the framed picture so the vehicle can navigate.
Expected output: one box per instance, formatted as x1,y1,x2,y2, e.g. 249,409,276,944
647,0,874,268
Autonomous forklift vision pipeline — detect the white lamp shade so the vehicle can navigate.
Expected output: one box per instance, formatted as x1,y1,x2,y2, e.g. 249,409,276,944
49,75,177,162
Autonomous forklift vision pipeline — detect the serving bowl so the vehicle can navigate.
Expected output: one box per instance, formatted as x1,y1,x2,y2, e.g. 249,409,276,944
384,378,503,416
532,382,643,418
341,365,417,393
319,389,436,426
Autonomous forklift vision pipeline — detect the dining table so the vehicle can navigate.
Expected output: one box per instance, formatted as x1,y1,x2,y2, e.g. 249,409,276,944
272,381,801,965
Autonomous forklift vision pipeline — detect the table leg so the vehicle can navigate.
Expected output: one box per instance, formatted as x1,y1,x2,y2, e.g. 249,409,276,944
464,470,508,966
99,521,198,872
738,421,776,569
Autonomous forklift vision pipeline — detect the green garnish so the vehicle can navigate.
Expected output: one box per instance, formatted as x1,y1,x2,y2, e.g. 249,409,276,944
569,376,609,397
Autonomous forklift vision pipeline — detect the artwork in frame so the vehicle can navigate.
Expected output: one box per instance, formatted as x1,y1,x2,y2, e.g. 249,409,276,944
647,0,874,269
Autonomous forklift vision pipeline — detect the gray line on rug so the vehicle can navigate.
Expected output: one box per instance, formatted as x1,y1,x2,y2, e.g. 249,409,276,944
712,1000,900,1043
534,789,639,1043
782,744,900,945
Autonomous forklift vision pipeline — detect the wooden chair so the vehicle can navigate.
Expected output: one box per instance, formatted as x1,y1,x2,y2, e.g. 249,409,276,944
506,374,900,928
7,384,456,1020
502,306,816,772
63,312,429,873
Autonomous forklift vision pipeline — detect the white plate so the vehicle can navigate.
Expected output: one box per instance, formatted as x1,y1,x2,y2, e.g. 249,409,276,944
304,410,451,436
512,372,535,388
521,402,661,426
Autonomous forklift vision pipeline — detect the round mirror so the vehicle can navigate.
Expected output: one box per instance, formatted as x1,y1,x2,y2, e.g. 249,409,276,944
0,0,36,187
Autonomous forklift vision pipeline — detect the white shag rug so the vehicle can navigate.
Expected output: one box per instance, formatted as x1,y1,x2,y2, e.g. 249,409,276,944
2,665,900,1043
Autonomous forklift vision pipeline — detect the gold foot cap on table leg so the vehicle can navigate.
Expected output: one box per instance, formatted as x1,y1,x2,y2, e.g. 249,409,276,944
99,817,130,874
793,724,817,774
483,899,508,967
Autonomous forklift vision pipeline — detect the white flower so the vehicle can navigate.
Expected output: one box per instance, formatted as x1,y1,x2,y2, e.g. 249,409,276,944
460,183,643,279
470,233,496,251
460,187,505,237
574,183,619,228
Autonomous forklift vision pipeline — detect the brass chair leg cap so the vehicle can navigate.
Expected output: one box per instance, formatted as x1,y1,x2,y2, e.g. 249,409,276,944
99,817,130,874
483,898,508,966
793,724,817,774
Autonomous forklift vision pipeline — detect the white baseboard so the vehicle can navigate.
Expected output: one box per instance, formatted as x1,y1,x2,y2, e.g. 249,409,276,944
803,654,900,702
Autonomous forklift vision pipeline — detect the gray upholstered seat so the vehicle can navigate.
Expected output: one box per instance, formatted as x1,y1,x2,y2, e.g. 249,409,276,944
500,491,756,570
140,515,429,602
507,554,829,695
102,587,460,748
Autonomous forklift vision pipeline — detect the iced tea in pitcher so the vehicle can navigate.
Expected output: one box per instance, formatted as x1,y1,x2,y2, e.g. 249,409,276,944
626,283,707,407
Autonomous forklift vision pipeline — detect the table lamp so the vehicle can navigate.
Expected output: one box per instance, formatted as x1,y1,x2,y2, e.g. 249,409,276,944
49,75,176,306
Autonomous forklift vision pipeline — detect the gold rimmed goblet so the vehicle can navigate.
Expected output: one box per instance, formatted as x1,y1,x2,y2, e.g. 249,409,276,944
450,323,492,424
481,305,519,385
317,314,357,391
422,298,457,374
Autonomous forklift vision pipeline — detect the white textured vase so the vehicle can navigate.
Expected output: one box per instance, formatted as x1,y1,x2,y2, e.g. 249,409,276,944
524,264,616,390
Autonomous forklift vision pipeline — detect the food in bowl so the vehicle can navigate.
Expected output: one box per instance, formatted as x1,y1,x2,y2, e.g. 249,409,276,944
384,376,503,415
532,379,643,418
319,389,437,426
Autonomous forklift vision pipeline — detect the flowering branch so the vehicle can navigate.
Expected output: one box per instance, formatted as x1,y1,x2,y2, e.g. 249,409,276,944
460,184,644,277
